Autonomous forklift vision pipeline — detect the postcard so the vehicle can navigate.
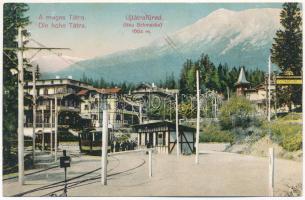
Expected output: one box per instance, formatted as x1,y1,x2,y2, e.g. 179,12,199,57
1,1,303,197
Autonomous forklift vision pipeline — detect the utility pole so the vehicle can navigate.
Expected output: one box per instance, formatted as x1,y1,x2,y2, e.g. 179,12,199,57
8,27,69,185
195,70,200,164
17,27,25,185
175,92,180,157
32,65,37,161
214,94,217,119
54,95,58,162
97,95,100,127
101,110,109,185
139,104,143,124
268,56,271,122
42,107,45,151
50,99,53,154
227,86,230,101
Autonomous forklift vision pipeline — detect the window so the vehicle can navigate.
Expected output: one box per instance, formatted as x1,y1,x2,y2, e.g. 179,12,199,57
158,133,164,146
116,114,121,120
43,88,48,95
85,105,89,110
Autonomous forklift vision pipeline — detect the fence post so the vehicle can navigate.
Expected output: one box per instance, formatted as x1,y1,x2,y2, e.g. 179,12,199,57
149,149,152,178
269,147,274,196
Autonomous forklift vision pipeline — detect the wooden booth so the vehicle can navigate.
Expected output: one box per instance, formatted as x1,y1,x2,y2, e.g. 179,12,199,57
133,121,195,155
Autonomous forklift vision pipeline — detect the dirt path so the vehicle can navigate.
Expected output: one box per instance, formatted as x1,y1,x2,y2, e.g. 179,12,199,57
3,148,302,197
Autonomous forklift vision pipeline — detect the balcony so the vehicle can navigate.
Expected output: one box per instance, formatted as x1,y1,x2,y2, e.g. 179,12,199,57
25,122,80,129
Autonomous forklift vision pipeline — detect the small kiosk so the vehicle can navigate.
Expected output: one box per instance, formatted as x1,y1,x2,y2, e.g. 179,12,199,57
133,121,195,155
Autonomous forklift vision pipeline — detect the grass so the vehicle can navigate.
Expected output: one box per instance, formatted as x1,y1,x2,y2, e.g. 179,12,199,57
200,124,234,144
206,111,302,152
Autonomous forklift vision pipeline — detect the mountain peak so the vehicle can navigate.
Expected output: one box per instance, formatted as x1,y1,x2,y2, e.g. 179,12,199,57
209,8,235,15
44,7,282,83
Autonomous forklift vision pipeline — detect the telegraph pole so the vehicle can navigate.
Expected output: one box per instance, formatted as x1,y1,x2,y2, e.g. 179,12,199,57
101,110,109,185
139,104,143,124
42,107,45,151
50,99,53,154
8,26,69,185
214,94,217,119
268,56,271,122
32,65,37,161
195,70,200,164
175,92,180,157
54,95,58,162
17,27,25,185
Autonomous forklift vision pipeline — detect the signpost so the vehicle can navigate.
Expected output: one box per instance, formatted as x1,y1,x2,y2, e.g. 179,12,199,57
60,150,71,197
275,76,302,85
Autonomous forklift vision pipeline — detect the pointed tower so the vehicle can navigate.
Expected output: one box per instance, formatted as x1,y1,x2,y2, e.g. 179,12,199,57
235,67,250,96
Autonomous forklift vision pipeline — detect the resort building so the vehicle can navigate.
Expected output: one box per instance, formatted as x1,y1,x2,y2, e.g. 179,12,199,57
23,78,93,139
235,68,276,115
24,77,143,143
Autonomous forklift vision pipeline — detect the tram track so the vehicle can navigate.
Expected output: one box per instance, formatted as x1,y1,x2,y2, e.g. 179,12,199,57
13,155,146,197
3,152,80,182
42,157,146,197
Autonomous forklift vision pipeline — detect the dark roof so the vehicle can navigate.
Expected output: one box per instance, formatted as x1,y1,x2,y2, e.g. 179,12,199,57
133,121,196,132
77,89,89,96
36,93,82,100
95,88,121,94
235,67,250,86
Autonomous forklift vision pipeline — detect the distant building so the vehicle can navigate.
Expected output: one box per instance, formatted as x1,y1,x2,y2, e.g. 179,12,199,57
235,67,250,96
23,78,93,137
132,82,179,97
132,83,178,122
77,87,141,130
24,78,142,139
235,68,276,115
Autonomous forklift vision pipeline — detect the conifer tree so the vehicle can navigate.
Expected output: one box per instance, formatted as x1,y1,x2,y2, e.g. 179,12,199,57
3,3,31,160
270,3,302,110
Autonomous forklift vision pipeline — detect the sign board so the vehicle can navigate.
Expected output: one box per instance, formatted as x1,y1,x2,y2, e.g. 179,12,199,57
60,156,71,168
275,76,302,85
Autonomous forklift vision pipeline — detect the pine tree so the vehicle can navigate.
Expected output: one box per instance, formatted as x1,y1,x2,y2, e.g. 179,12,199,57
270,3,302,110
3,3,30,160
271,3,302,75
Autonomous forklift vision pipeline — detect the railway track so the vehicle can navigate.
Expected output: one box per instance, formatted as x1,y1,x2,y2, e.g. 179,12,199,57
3,152,81,182
13,155,146,197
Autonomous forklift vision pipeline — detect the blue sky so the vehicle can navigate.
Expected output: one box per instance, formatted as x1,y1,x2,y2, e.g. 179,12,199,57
27,3,283,59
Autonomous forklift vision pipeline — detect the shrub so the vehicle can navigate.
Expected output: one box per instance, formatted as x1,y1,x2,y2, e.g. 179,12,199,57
265,121,302,152
232,126,265,144
200,124,234,144
282,133,302,151
219,96,255,129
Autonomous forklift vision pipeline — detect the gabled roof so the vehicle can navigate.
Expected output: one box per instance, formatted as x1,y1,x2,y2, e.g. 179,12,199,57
235,67,250,86
77,89,89,96
133,121,196,132
77,89,97,96
95,88,121,94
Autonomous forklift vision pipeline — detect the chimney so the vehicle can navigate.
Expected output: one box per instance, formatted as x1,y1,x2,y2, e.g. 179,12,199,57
68,75,73,79
55,75,60,79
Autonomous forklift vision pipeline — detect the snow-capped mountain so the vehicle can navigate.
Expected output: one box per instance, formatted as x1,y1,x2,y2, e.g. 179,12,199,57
44,8,281,83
